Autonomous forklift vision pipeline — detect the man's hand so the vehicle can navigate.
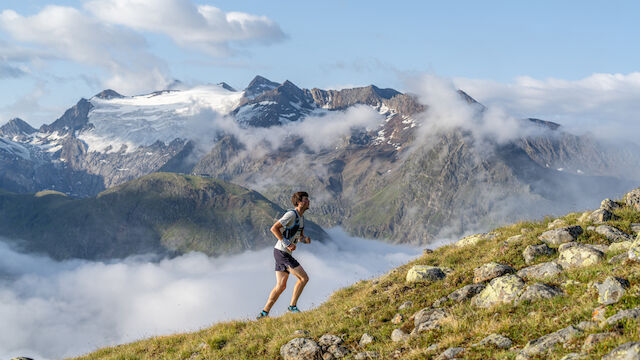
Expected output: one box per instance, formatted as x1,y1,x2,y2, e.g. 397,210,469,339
287,243,297,252
302,236,311,244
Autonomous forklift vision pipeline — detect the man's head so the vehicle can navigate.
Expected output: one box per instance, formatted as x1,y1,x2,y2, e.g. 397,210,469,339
291,191,309,211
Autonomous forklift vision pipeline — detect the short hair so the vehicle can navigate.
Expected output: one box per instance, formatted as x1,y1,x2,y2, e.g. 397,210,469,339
291,191,309,206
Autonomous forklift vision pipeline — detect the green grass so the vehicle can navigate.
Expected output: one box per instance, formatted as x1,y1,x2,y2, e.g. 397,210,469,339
69,192,640,359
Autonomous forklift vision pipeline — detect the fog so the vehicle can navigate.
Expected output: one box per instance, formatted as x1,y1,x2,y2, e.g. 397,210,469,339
0,228,419,360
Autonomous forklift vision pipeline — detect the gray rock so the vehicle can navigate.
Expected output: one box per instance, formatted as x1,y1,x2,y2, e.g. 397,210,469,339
435,347,465,360
559,353,584,360
558,241,608,253
604,307,640,326
406,265,446,283
325,344,349,359
608,241,634,253
517,325,582,359
557,245,605,269
625,188,640,211
474,333,513,349
596,225,633,242
471,275,526,308
574,321,598,331
523,244,555,264
359,333,374,347
281,337,323,360
589,208,616,223
398,301,413,310
602,341,640,360
517,261,563,280
548,219,567,229
594,276,629,305
582,332,616,352
631,223,640,234
318,334,343,349
455,232,495,247
538,226,583,246
516,283,563,304
609,253,628,264
629,240,640,262
412,307,447,334
426,344,440,352
439,284,486,306
473,262,515,283
391,328,409,342
601,198,622,211
354,352,378,360
507,234,524,243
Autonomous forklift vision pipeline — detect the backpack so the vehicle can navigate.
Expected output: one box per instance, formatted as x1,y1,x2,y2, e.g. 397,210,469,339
282,209,303,243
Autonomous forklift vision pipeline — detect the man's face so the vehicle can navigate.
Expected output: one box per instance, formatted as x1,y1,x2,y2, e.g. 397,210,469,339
300,196,310,210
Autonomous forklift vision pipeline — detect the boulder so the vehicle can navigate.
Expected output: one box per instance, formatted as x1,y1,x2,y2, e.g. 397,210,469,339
435,347,464,360
558,241,608,253
588,208,616,223
604,307,640,326
557,245,605,269
412,307,447,334
434,284,486,306
523,244,555,264
602,341,640,360
596,225,633,242
538,226,583,246
628,239,640,262
406,265,446,283
516,325,582,359
390,329,409,342
631,223,640,233
608,241,634,253
473,334,513,349
473,262,515,283
281,338,323,360
455,232,495,247
398,301,413,310
517,261,563,280
575,321,598,331
609,253,628,264
594,276,629,305
601,198,622,212
506,234,524,243
359,333,374,347
582,332,616,352
516,283,563,304
625,187,640,211
471,275,526,308
578,211,591,223
547,219,567,229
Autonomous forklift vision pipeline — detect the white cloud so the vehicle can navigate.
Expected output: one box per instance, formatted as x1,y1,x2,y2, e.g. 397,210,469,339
453,73,640,142
84,0,287,56
0,229,418,360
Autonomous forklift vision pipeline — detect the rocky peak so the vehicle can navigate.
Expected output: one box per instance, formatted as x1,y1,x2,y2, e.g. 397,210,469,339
525,118,561,130
0,117,37,137
244,75,280,99
39,98,93,135
217,82,236,92
93,89,124,100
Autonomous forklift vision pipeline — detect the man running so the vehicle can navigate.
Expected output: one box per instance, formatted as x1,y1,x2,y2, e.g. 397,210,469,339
257,191,311,319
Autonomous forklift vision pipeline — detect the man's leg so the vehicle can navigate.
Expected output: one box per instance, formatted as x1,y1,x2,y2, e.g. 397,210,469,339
263,271,289,313
288,265,309,307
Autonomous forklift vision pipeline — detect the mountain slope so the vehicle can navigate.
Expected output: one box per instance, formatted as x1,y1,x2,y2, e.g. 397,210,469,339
70,188,640,360
0,172,328,260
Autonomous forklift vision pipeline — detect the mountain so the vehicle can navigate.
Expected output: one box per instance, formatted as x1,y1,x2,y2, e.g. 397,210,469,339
0,117,36,138
1,76,640,245
69,187,640,360
0,172,328,260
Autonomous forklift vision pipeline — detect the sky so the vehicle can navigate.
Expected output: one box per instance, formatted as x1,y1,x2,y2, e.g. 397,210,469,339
1,0,640,132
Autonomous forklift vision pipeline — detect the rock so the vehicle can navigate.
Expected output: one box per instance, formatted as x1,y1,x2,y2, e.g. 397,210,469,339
442,284,486,305
354,352,378,360
318,334,343,349
398,301,413,310
608,241,634,253
281,337,323,360
624,187,640,211
435,347,464,360
596,225,633,242
473,262,515,283
578,211,591,223
538,226,583,246
391,329,409,342
609,253,628,264
294,330,311,336
601,198,622,211
557,245,605,269
523,244,555,264
455,232,495,247
318,335,348,359
575,321,598,331
423,248,433,255
426,344,440,352
391,313,404,324
521,227,533,234
589,208,616,223
594,276,630,305
412,307,447,334
474,333,513,349
471,275,526,308
604,307,640,326
517,261,563,280
582,332,616,351
348,306,362,314
559,353,584,360
516,283,563,304
325,345,349,359
631,223,640,233
602,341,640,360
548,219,567,229
628,240,640,262
516,325,582,359
558,241,608,253
406,265,446,283
507,234,524,243
562,280,581,288
586,226,596,231
359,333,374,347
592,305,607,322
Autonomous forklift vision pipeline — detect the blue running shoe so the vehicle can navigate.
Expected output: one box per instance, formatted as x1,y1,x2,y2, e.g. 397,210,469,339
256,310,269,319
288,305,301,313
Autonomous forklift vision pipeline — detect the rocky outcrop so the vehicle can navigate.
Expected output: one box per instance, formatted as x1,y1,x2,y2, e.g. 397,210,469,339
471,275,525,308
473,262,515,283
557,244,605,269
596,225,633,242
594,276,629,305
517,262,563,280
538,226,583,246
406,265,446,283
280,338,322,360
516,325,582,359
516,283,563,304
624,188,640,211
602,341,640,359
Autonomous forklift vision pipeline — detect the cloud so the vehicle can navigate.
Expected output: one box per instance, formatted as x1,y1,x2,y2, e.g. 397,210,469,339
0,229,418,360
0,61,26,78
84,0,287,56
453,73,640,143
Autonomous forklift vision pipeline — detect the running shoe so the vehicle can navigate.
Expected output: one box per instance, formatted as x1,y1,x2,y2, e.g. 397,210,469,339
288,305,301,313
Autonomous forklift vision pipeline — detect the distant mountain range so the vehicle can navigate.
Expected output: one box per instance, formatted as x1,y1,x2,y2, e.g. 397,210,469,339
1,75,639,256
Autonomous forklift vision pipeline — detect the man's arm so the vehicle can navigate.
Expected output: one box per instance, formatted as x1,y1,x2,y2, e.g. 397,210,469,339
300,229,311,244
271,221,296,251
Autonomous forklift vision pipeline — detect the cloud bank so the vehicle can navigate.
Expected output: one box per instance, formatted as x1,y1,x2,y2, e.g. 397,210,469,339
0,228,418,360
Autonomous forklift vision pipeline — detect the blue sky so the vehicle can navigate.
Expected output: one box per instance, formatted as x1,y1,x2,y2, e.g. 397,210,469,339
1,0,640,131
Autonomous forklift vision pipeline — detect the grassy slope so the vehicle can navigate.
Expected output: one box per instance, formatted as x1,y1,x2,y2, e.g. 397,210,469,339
70,194,640,359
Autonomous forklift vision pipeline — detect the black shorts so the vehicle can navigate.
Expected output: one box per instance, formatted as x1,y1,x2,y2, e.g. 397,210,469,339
274,248,300,273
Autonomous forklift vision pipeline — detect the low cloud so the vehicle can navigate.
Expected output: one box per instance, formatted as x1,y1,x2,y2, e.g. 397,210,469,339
0,229,418,360
0,61,26,78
